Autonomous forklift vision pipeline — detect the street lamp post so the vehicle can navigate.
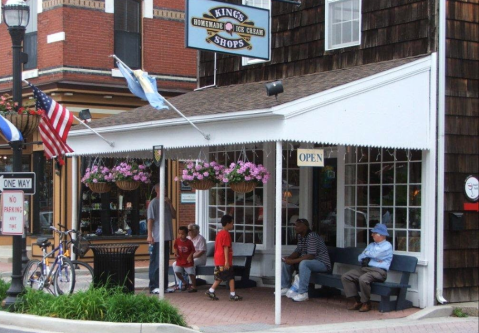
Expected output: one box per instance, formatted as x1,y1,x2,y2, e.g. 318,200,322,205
2,0,30,309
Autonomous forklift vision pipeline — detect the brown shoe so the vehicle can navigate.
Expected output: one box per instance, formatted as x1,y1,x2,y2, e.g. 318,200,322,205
348,302,363,311
359,302,372,312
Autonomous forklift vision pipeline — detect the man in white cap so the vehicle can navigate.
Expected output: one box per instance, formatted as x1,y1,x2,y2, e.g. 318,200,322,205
341,223,393,312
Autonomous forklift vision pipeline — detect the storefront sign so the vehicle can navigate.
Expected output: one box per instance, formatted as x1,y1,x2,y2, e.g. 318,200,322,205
464,175,479,202
1,190,24,235
181,193,196,204
297,149,324,167
186,0,270,60
153,145,164,167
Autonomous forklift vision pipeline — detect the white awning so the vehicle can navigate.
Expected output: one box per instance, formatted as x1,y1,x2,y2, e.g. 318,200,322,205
67,55,436,157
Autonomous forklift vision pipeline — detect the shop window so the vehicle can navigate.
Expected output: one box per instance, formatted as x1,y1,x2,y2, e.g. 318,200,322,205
23,0,38,70
241,0,270,66
114,0,141,69
325,0,361,50
208,145,265,244
344,147,422,253
281,143,300,245
32,152,53,235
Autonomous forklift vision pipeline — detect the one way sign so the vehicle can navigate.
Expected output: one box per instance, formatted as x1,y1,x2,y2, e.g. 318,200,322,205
0,172,36,195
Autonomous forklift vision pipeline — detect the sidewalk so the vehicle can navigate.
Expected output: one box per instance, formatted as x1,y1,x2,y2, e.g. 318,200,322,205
1,252,478,333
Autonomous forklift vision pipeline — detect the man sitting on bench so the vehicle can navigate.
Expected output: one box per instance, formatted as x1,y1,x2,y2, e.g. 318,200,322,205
341,223,393,312
281,218,331,302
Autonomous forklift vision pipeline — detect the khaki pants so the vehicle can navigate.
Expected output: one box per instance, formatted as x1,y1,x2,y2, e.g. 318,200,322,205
341,267,387,303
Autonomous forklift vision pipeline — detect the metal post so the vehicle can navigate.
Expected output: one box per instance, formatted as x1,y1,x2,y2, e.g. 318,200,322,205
2,25,26,309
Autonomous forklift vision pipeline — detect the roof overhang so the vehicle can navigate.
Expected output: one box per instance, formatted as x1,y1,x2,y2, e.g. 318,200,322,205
67,54,436,158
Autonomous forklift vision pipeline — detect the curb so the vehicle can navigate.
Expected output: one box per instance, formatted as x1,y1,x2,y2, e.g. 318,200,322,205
0,312,199,333
406,305,453,320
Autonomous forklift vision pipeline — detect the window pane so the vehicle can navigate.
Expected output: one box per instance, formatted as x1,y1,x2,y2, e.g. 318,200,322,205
356,229,368,248
408,231,421,252
342,21,352,44
357,209,367,228
395,230,407,251
410,185,421,206
410,162,422,183
369,163,381,184
357,164,368,184
345,207,355,227
396,163,408,183
382,163,394,183
357,186,368,206
345,228,355,247
369,208,380,227
382,209,394,230
409,208,421,229
369,185,380,205
396,185,407,206
382,185,394,206
396,208,407,228
345,186,355,206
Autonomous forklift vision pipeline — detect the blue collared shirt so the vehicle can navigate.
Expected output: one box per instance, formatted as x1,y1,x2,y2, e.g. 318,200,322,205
358,240,393,271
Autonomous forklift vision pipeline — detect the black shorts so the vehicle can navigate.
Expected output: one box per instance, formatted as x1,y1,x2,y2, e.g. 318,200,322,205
214,266,234,282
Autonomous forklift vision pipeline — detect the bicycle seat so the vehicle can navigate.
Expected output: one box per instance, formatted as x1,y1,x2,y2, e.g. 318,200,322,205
36,238,52,248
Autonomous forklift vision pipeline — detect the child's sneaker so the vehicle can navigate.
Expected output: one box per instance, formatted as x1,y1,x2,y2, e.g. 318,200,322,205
205,290,218,300
229,294,243,301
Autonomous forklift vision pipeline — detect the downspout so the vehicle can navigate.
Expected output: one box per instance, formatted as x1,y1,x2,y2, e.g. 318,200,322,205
195,52,217,91
436,0,447,305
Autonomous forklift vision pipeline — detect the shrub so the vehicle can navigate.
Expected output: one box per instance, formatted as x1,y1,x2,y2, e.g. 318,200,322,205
0,279,10,302
16,286,187,326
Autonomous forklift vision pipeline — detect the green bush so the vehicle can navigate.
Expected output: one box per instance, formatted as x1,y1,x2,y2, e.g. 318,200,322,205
0,279,10,302
453,308,468,318
16,286,187,326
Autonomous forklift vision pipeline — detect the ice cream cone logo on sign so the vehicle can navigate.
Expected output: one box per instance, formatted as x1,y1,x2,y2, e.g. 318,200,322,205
153,145,164,167
191,6,266,51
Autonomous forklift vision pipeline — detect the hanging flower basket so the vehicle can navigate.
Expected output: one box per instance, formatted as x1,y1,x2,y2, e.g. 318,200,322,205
230,181,257,193
88,182,112,194
189,179,215,190
116,180,140,191
3,113,41,138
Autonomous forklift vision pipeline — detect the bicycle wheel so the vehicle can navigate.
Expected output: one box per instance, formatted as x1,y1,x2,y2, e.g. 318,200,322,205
23,259,44,291
71,261,93,293
53,256,76,296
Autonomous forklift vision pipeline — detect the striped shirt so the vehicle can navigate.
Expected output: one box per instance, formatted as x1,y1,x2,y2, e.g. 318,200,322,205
294,231,331,270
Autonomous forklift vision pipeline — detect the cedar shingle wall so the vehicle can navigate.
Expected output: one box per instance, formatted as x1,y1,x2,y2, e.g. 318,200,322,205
199,0,436,86
443,0,479,303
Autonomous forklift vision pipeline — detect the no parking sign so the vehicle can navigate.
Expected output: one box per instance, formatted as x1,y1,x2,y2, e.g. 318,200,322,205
1,190,24,235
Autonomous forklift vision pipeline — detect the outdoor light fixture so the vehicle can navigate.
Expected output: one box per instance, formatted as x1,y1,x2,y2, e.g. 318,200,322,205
79,109,92,123
265,80,284,100
2,0,30,28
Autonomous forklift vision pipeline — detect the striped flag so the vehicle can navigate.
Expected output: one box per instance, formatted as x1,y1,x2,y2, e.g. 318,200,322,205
28,83,74,163
0,115,23,142
117,61,169,111
29,83,73,143
38,115,73,164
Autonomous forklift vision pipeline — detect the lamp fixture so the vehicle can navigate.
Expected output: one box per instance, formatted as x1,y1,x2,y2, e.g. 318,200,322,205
2,0,30,28
265,80,284,100
79,109,92,123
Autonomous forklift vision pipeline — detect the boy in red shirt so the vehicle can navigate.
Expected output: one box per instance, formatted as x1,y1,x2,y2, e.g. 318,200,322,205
205,215,242,301
173,226,197,292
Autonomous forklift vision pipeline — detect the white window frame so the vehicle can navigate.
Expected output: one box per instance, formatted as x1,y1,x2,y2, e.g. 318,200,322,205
343,147,423,254
241,0,271,66
325,0,361,51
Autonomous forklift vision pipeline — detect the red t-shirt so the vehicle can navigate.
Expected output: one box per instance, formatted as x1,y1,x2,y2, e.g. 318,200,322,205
174,238,195,267
214,230,233,266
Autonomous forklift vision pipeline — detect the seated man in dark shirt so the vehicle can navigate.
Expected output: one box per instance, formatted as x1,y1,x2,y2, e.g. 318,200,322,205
281,218,331,302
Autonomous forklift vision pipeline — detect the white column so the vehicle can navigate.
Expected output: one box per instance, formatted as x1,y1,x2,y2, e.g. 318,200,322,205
336,145,346,247
275,141,283,325
158,158,166,299
71,156,78,259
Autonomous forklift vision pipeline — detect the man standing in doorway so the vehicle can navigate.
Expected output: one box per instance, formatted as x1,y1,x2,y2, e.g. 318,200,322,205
147,183,177,294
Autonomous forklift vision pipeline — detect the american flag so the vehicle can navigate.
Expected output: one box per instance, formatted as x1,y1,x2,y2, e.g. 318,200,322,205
29,83,74,163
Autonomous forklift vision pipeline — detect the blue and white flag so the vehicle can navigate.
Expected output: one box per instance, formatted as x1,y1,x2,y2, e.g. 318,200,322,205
0,115,23,142
117,61,169,111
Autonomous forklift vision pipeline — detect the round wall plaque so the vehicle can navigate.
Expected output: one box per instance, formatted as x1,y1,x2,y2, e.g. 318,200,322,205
464,175,479,202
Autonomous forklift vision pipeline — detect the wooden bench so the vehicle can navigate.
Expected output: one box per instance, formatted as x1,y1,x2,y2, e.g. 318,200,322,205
169,242,256,288
309,247,418,312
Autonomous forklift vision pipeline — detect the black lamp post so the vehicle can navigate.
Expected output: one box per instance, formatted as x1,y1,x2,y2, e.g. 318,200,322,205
2,0,30,309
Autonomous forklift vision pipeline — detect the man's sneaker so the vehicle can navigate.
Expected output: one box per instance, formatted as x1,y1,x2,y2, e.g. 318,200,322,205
281,288,289,296
292,293,309,302
150,288,160,294
229,294,243,301
205,290,219,300
286,289,298,299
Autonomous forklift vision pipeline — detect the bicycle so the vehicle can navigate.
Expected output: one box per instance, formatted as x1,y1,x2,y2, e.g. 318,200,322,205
60,224,94,293
23,226,76,296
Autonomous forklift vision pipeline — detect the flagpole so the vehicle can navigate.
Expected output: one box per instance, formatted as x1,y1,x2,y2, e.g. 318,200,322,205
72,116,115,147
110,55,210,141
23,79,115,148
